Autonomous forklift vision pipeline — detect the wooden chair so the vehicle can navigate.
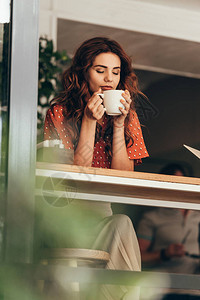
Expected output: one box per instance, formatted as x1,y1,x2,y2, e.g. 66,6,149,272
39,248,110,299
40,247,110,267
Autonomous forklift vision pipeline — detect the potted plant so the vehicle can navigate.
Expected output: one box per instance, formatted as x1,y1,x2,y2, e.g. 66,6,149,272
37,37,71,141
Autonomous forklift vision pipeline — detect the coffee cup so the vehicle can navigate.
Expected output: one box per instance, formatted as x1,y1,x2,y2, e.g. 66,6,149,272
98,90,125,116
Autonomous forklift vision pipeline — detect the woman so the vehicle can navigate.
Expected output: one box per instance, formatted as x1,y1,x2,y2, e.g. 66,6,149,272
44,37,149,299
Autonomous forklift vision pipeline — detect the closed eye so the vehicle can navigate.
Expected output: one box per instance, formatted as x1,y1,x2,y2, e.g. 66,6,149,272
96,70,104,74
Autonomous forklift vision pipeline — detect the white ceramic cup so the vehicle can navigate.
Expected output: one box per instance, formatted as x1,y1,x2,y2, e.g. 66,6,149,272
98,90,125,116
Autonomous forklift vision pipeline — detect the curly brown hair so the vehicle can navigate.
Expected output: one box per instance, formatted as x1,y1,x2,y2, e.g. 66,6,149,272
51,37,144,154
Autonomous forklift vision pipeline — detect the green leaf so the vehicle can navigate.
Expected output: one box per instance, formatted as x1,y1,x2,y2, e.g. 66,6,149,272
38,36,72,139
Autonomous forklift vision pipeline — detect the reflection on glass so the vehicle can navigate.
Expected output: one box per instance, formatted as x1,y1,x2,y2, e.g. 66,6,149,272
0,21,11,261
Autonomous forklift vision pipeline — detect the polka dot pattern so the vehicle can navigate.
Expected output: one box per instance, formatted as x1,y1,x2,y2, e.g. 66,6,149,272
44,104,74,150
92,135,111,168
44,104,149,168
127,110,149,165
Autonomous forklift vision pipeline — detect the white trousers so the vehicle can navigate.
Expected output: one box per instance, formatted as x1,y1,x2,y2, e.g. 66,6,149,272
92,214,141,300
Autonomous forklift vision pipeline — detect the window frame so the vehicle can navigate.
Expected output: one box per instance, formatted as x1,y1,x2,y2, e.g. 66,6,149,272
5,0,40,263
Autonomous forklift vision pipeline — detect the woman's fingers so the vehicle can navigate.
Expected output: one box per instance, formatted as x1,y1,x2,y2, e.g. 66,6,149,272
120,91,131,114
86,93,105,120
88,96,102,110
124,89,131,99
95,104,105,119
119,106,128,116
122,90,132,104
87,89,131,120
121,99,129,110
116,90,131,118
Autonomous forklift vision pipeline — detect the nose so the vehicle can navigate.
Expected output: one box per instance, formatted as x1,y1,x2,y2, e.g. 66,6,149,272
104,70,113,82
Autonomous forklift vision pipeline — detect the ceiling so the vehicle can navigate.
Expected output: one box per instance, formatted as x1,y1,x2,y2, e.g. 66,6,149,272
57,18,200,80
137,0,200,12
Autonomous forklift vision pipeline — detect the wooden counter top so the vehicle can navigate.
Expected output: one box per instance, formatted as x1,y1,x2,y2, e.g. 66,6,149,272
36,162,200,209
36,162,200,185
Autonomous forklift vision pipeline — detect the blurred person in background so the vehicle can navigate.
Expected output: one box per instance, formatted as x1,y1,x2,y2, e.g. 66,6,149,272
137,163,200,299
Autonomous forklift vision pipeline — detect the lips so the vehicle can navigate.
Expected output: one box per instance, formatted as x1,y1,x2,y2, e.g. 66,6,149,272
101,86,113,91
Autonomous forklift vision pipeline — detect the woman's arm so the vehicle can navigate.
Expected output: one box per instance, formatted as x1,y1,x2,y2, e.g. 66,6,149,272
73,116,97,166
74,89,105,167
111,125,134,171
111,90,134,171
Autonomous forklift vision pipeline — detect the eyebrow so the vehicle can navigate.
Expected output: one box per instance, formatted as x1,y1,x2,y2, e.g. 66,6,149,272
93,64,121,69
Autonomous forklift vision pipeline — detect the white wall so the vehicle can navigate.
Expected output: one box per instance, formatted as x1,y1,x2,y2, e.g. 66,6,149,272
39,0,200,45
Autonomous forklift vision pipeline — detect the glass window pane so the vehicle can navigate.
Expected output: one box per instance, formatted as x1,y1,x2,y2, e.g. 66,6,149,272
0,19,11,261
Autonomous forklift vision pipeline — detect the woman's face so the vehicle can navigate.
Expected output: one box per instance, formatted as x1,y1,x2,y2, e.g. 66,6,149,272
87,52,121,93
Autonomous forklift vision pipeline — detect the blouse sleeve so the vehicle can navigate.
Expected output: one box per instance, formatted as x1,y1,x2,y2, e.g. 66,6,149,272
44,104,74,150
126,110,149,165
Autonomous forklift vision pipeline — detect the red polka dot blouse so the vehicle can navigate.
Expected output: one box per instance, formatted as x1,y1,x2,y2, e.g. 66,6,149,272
44,104,149,168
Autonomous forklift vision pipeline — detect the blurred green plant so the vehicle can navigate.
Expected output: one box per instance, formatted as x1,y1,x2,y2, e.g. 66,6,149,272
37,37,71,141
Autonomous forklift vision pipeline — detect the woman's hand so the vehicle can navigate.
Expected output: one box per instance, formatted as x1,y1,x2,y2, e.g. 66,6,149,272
84,89,105,121
111,89,133,171
113,89,132,127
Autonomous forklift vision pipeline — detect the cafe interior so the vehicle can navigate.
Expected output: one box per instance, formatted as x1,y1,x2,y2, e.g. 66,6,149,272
0,0,200,299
